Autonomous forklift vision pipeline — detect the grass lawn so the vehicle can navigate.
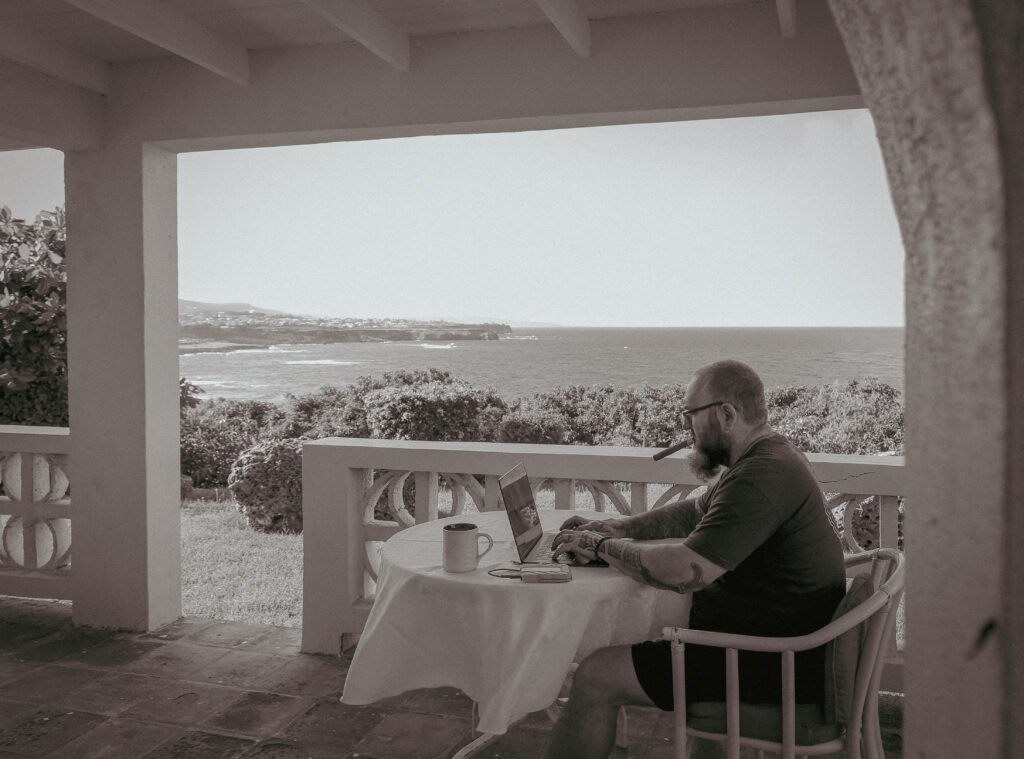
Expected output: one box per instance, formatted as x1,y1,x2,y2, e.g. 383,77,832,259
181,498,303,627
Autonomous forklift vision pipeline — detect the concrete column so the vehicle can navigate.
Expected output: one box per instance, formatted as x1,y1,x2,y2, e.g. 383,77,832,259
65,141,181,630
829,0,1022,755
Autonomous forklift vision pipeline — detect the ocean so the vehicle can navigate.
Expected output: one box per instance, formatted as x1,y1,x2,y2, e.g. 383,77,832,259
178,327,904,405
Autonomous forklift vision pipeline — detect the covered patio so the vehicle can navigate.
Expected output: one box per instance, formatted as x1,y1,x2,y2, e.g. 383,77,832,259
1,1,1022,757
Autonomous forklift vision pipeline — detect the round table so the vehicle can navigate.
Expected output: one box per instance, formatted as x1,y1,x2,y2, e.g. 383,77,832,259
341,510,690,737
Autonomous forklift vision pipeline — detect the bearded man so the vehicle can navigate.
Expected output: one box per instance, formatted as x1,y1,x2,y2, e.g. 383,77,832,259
544,359,846,759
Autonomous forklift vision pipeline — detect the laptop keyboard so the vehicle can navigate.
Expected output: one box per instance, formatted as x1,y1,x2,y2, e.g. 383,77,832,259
530,533,556,562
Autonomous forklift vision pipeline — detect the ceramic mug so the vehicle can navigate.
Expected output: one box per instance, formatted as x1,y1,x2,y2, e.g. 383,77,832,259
442,522,494,573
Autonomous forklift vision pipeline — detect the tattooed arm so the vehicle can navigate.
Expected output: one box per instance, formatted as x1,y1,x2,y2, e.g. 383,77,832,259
618,494,705,540
598,537,725,593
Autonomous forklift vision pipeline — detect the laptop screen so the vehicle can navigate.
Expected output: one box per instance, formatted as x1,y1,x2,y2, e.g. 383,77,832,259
498,463,543,562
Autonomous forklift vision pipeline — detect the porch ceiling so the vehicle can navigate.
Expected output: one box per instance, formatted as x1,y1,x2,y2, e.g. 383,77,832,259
0,2,793,83
0,0,817,151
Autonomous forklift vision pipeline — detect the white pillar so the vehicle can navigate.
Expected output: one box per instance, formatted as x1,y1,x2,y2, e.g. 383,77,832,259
65,141,181,630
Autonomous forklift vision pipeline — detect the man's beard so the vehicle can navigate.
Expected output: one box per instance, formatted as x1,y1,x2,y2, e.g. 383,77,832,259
688,420,731,481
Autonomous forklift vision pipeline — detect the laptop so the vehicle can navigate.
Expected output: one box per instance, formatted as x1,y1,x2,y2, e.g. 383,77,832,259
497,463,607,566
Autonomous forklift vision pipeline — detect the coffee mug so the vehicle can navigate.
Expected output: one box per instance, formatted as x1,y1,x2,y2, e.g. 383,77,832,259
442,522,494,573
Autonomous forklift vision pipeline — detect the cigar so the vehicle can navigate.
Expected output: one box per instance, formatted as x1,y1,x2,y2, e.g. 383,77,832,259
653,440,688,461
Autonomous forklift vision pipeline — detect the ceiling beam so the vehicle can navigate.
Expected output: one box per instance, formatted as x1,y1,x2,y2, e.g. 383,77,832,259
776,0,797,38
0,59,105,151
534,0,591,57
0,25,111,94
62,0,250,85
303,0,410,72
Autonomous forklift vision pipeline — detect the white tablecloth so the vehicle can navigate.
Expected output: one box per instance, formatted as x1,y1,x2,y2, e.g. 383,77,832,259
341,510,689,735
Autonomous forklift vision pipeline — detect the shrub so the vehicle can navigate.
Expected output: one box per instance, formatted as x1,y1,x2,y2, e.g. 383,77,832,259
767,378,904,455
276,369,467,440
180,399,284,489
364,380,506,442
496,405,567,444
523,383,690,448
0,206,67,426
229,437,304,533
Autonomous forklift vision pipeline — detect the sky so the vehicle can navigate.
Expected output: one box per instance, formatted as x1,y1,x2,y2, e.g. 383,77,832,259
1,108,905,327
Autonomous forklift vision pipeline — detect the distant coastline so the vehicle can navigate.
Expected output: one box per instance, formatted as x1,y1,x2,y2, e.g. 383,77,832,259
178,299,512,354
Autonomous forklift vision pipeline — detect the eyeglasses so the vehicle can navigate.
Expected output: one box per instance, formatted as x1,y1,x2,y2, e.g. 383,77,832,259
681,401,725,419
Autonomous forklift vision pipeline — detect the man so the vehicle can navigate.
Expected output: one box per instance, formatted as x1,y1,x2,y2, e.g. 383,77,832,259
544,359,846,759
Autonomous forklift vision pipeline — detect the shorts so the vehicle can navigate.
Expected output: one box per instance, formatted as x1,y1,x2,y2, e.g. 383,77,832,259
631,639,826,711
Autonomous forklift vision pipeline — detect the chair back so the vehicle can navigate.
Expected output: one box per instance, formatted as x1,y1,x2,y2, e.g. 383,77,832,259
836,548,905,753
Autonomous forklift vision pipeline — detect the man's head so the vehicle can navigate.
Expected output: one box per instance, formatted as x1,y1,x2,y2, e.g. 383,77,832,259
683,360,768,479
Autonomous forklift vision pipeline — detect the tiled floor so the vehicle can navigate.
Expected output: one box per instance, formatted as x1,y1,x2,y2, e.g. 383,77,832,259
0,597,903,759
0,597,681,759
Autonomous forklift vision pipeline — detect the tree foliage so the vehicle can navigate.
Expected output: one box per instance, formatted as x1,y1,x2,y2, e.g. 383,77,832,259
0,206,67,425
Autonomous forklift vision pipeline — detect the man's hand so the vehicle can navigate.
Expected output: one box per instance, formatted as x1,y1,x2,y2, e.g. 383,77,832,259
551,529,608,565
557,515,627,537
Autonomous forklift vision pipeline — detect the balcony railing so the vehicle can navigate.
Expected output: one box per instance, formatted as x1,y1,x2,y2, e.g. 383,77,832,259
0,425,73,601
300,438,906,671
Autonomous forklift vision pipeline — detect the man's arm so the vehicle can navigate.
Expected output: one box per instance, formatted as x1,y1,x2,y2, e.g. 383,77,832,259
619,493,704,539
557,493,704,539
598,537,725,593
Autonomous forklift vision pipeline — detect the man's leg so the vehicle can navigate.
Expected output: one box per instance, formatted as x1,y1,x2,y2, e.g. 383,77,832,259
542,644,656,759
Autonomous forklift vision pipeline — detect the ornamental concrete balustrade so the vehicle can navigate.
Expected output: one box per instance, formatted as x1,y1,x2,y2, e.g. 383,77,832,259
0,425,72,602
301,437,906,690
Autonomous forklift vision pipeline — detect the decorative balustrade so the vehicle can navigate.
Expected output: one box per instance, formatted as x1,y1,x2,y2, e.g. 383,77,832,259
0,425,72,600
301,437,906,661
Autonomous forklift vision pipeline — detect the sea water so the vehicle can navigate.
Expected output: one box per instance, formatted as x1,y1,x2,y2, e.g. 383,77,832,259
178,326,905,404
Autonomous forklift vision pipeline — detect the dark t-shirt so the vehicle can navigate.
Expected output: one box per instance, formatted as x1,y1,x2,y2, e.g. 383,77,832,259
685,433,846,636
672,434,846,705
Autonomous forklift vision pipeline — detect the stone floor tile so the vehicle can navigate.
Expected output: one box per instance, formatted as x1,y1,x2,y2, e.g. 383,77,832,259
399,686,474,718
2,664,101,703
44,717,184,759
0,618,67,651
141,729,256,759
234,626,302,657
467,727,546,759
187,650,293,690
13,626,114,663
55,672,176,716
121,681,243,727
201,691,312,739
279,700,388,753
350,712,468,759
0,705,107,755
251,653,348,698
60,638,165,668
120,641,233,679
187,621,276,649
144,618,221,643
0,658,38,687
241,737,347,759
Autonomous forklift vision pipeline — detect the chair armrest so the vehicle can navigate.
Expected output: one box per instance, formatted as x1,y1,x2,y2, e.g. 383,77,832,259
663,587,892,652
